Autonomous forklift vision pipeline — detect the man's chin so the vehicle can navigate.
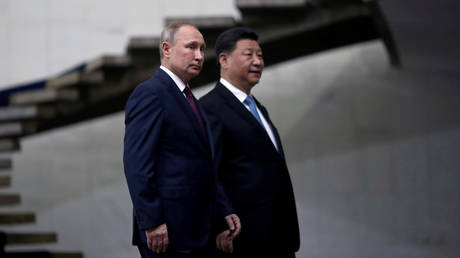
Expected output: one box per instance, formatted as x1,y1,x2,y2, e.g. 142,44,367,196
249,78,261,85
188,68,202,76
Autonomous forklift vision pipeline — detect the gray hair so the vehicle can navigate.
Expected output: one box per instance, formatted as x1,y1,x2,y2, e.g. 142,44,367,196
159,22,194,59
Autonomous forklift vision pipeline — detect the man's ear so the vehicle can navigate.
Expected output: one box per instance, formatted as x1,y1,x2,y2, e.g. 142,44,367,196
162,42,172,58
219,53,228,69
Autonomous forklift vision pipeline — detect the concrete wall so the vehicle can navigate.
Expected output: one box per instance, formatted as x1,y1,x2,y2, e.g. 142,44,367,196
256,42,460,258
1,1,459,258
0,0,237,88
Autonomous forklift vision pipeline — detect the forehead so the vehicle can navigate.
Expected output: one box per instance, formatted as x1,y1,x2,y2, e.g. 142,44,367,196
235,39,262,52
176,25,204,43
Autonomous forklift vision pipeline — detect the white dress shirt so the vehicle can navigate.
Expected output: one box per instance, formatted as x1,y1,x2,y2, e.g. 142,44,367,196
160,65,187,97
220,78,279,151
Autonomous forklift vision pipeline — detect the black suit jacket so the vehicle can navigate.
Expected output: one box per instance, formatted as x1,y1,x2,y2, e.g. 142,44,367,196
123,70,233,253
199,82,300,254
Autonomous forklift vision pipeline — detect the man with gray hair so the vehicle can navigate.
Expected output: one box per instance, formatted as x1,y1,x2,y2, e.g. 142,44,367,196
124,22,241,258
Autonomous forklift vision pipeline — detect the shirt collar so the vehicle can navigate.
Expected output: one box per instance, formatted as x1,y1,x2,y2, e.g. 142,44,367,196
219,78,250,104
160,65,187,92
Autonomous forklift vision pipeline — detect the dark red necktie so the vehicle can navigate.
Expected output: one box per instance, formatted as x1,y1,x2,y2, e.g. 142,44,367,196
183,87,206,134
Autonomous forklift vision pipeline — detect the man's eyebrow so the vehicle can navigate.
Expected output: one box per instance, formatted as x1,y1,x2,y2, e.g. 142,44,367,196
186,40,206,48
243,47,262,52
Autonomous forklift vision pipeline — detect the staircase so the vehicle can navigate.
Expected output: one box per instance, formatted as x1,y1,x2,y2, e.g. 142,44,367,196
0,0,397,257
0,154,82,257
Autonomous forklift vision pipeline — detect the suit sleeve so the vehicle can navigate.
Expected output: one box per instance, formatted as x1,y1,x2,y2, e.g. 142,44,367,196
123,85,164,231
201,104,234,229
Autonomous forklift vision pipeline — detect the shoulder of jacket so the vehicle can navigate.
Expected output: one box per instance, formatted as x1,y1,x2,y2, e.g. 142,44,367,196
200,88,220,104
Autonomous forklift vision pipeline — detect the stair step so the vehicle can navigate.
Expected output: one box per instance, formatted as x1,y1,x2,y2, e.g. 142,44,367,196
0,194,20,205
3,251,83,258
128,16,236,62
47,70,104,89
0,138,20,153
0,212,35,224
236,0,310,24
0,175,11,187
48,252,84,258
127,37,160,50
2,251,83,258
127,16,236,66
1,232,57,245
10,89,79,106
127,37,161,66
0,122,37,138
0,106,56,122
164,16,236,29
84,55,131,73
236,0,307,8
164,16,237,49
233,3,377,67
0,158,12,169
0,123,22,138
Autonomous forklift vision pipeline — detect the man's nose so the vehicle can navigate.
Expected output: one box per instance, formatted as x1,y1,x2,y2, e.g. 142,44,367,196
252,56,263,66
195,49,204,60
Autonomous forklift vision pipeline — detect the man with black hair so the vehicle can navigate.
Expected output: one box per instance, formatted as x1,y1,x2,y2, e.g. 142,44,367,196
200,27,300,258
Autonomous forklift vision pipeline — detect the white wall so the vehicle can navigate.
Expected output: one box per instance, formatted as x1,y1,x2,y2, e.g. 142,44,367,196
1,1,459,258
0,0,238,88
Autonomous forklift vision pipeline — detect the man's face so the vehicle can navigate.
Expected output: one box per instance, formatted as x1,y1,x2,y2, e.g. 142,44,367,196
163,25,205,83
222,39,264,90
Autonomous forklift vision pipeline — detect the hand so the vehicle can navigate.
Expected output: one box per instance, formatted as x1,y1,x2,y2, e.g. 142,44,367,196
216,230,234,253
145,223,168,253
224,213,241,239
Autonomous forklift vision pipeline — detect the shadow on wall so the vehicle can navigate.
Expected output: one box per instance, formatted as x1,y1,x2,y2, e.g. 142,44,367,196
284,51,460,162
257,41,460,257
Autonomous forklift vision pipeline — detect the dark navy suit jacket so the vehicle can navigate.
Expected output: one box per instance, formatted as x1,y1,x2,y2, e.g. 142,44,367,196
123,69,233,252
199,82,300,254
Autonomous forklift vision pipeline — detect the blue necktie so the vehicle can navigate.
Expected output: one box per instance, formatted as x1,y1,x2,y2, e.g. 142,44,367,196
244,96,264,127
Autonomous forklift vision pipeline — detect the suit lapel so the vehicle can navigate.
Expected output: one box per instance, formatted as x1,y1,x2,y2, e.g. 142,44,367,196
215,83,282,157
157,69,210,148
199,105,215,158
254,98,286,160
215,83,266,135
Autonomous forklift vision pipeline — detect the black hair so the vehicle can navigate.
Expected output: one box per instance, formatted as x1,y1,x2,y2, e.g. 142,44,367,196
215,27,259,56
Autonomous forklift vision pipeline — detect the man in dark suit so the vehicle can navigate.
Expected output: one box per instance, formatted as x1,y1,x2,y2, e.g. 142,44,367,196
123,23,240,258
199,27,300,258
